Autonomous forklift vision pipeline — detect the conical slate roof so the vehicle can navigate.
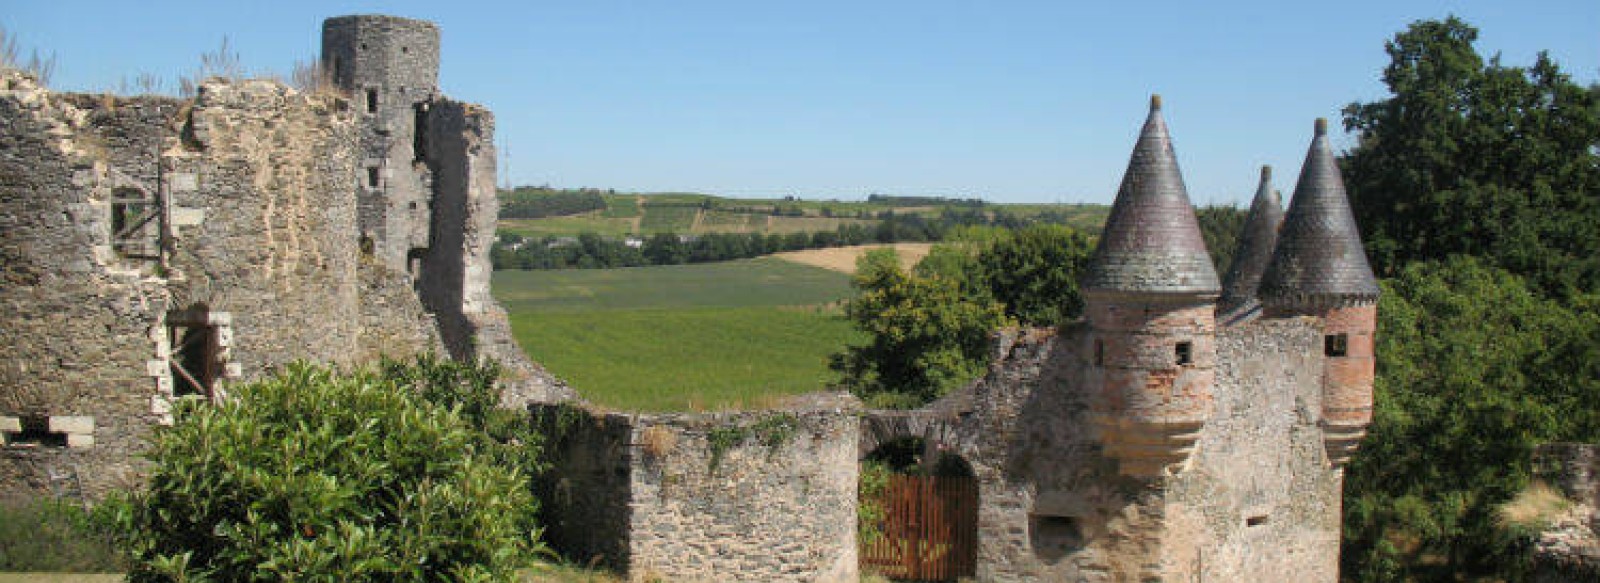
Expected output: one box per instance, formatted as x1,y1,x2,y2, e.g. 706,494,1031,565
1219,166,1284,313
1082,95,1220,295
1259,119,1380,304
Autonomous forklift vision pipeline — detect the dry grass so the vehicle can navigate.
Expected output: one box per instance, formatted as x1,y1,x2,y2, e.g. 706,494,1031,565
0,576,122,583
771,243,934,274
1498,481,1572,530
639,425,678,458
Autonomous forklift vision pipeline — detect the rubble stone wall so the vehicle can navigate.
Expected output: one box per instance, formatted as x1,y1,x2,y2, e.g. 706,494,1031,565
534,405,859,583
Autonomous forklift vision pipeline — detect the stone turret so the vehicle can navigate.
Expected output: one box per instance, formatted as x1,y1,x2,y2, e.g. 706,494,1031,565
1218,165,1284,322
1082,95,1220,478
322,15,441,274
1260,118,1381,467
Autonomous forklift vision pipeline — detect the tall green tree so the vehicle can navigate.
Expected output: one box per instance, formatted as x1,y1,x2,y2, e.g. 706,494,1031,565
1341,16,1600,298
972,225,1095,326
1343,257,1600,581
832,249,1010,408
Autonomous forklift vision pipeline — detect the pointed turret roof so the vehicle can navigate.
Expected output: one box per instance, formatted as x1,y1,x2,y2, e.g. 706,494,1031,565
1259,119,1380,305
1082,95,1220,295
1219,166,1284,313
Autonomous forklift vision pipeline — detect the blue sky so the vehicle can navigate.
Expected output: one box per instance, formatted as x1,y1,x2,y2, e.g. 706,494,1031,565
6,1,1597,204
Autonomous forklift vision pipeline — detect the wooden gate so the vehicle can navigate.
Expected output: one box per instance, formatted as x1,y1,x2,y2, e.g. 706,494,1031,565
861,474,978,581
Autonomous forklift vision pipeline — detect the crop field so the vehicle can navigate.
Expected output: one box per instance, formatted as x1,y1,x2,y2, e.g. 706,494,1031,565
637,204,700,232
494,258,861,411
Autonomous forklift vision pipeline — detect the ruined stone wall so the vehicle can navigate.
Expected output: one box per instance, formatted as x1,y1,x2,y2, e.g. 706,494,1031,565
1530,443,1600,582
534,405,859,582
932,318,1338,582
0,74,179,499
532,405,635,572
0,73,442,500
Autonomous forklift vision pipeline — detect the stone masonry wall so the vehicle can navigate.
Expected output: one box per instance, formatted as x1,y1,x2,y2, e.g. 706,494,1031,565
935,317,1338,582
0,72,442,500
534,404,859,582
0,73,179,499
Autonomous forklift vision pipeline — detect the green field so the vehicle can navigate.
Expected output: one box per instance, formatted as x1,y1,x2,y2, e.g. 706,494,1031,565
494,258,861,411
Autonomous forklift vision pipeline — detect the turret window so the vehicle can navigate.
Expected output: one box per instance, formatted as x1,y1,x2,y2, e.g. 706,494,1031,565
1325,334,1348,357
1175,341,1193,366
366,88,379,113
1094,340,1105,366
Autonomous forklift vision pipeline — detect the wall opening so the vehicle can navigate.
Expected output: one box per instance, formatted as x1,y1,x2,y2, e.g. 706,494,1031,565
3,415,67,448
169,306,221,400
331,56,344,84
407,248,426,282
861,436,978,580
367,166,381,189
1094,339,1105,366
1247,514,1270,527
110,186,160,259
413,102,429,162
1325,333,1348,357
1030,514,1083,564
366,88,378,114
1176,341,1194,366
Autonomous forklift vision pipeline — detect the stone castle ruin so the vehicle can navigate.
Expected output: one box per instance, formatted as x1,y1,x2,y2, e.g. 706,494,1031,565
4,14,1385,583
1,14,564,499
534,100,1383,582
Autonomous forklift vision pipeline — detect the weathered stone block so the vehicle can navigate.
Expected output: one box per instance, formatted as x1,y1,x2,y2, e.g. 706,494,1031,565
49,416,94,435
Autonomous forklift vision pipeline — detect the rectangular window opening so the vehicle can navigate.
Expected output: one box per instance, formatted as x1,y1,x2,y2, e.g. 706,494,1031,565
1325,333,1349,357
1247,514,1269,527
367,167,381,189
4,415,67,448
1094,339,1105,367
366,88,378,114
1175,341,1193,366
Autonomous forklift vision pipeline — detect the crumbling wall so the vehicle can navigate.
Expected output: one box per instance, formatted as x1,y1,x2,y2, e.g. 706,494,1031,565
532,404,635,572
0,73,179,499
0,73,443,500
1529,444,1600,582
534,404,860,583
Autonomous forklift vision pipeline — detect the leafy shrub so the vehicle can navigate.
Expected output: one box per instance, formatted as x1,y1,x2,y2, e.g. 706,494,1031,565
113,359,540,582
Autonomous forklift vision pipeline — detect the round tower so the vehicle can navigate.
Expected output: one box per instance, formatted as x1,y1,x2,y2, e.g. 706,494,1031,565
321,15,441,272
321,15,440,107
1082,95,1221,478
1259,119,1381,467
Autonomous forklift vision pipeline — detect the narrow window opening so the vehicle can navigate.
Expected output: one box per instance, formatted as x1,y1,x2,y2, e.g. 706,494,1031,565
331,56,344,84
169,307,220,401
401,45,409,54
1094,339,1105,366
1247,514,1269,527
4,415,67,448
1175,341,1193,366
367,167,381,188
366,88,379,114
110,186,160,259
1325,333,1349,357
412,103,429,162
359,235,375,256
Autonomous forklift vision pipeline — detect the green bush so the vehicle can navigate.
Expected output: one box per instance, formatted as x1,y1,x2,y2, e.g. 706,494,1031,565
832,249,1010,407
0,497,125,572
113,359,540,582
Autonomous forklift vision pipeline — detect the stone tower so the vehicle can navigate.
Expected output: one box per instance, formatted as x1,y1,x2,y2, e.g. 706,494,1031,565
321,15,442,274
1218,165,1284,322
1081,95,1221,478
1259,118,1382,466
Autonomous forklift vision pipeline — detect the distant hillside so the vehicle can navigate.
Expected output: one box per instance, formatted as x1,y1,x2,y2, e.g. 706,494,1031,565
496,188,1109,239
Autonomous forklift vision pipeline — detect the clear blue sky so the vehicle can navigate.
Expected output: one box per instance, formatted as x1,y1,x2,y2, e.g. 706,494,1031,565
6,1,1597,204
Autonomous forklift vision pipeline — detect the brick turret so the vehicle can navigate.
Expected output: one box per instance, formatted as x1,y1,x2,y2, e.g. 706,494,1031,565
1218,165,1284,323
1259,118,1381,467
1082,95,1220,478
